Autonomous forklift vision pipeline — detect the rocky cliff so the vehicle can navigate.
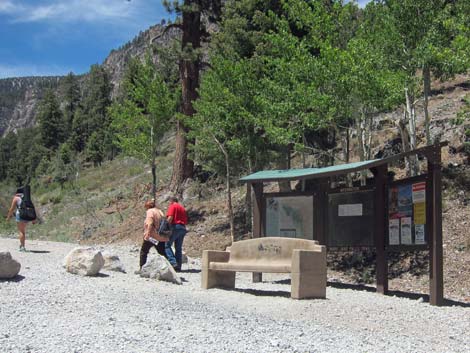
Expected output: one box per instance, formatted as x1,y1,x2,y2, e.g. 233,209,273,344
0,22,177,138
0,76,61,136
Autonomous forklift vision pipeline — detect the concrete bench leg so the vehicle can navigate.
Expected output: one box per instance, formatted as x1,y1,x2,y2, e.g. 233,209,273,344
201,250,236,289
252,272,262,283
291,248,327,299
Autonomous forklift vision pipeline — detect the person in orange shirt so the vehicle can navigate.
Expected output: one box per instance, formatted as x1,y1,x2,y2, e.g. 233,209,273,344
137,200,169,273
165,196,188,272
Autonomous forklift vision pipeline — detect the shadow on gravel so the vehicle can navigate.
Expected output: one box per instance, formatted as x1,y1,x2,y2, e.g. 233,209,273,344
93,273,110,278
327,281,376,293
180,269,201,274
27,250,51,254
388,290,470,307
231,288,290,298
329,282,470,307
0,275,25,283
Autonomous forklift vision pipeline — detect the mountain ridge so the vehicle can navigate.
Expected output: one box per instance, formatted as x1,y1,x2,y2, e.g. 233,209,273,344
0,22,176,137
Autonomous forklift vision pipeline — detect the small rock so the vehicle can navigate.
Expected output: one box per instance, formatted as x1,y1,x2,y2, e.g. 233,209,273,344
0,252,21,279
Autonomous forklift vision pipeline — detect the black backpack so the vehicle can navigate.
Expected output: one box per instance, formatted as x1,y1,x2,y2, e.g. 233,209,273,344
158,218,172,238
18,185,37,221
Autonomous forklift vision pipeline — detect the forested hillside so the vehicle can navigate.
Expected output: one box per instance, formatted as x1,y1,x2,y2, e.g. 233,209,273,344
1,0,470,302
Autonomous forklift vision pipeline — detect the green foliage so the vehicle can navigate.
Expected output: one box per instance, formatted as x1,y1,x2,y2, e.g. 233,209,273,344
37,90,66,150
110,55,174,164
60,72,81,135
454,95,470,125
70,65,113,153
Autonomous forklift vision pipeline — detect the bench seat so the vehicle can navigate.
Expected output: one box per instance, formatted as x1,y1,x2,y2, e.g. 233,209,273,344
209,261,291,273
202,237,327,299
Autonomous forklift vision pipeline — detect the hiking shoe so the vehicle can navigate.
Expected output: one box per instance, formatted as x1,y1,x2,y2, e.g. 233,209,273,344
19,246,26,252
134,269,142,275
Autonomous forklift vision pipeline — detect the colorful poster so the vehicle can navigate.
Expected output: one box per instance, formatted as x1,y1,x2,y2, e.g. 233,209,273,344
398,185,413,216
389,187,399,217
414,202,426,225
401,217,412,244
412,182,426,203
415,224,426,244
389,219,400,245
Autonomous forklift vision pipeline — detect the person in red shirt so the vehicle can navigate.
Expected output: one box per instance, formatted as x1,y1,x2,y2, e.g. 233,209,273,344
165,196,188,272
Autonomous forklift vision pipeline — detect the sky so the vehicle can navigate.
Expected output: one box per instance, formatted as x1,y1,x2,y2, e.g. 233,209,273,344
0,0,371,79
0,0,170,78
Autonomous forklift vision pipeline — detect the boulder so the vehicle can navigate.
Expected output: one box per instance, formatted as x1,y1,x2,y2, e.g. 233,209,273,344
64,247,104,276
102,251,126,273
140,255,181,285
0,252,21,279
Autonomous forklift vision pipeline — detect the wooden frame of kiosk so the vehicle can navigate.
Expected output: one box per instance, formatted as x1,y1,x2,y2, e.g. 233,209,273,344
240,143,445,306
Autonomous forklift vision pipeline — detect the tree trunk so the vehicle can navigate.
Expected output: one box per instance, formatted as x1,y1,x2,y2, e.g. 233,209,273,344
423,65,432,145
405,88,419,176
343,128,352,187
358,108,371,185
278,145,291,192
152,163,157,201
212,133,235,243
169,1,201,193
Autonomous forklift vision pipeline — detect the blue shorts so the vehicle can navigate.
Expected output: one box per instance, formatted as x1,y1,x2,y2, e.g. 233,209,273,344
15,212,27,223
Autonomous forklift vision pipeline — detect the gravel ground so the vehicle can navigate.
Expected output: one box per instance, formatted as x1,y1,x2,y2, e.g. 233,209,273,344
1,238,469,353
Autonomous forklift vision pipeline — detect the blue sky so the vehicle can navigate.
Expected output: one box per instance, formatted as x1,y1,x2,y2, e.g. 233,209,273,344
0,0,170,78
0,0,371,79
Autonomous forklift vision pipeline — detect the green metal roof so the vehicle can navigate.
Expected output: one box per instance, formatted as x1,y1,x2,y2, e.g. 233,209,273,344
240,159,382,183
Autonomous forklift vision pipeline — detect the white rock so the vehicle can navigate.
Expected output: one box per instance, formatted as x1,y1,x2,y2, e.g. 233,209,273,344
140,255,182,285
64,247,104,276
101,251,126,273
0,252,21,279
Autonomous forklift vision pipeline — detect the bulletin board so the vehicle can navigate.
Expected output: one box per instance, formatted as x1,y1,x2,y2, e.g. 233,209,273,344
327,188,375,247
265,195,314,240
388,176,428,248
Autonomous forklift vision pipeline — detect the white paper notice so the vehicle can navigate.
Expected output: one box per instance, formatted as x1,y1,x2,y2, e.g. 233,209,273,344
338,204,363,217
401,217,412,244
389,219,400,245
412,182,426,203
415,224,425,244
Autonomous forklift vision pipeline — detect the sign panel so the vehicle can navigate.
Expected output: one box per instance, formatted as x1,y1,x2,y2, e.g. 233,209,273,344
389,219,400,245
338,204,363,217
388,179,427,246
265,195,314,240
328,189,375,247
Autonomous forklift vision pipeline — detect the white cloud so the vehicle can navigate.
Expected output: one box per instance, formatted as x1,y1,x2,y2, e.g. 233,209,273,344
2,0,139,24
0,63,75,79
0,0,19,13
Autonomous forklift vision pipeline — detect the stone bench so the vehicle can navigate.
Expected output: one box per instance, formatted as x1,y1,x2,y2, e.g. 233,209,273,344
201,237,327,299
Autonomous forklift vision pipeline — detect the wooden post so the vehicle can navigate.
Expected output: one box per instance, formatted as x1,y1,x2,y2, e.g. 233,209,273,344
374,165,388,294
315,178,329,245
252,182,263,283
428,147,444,306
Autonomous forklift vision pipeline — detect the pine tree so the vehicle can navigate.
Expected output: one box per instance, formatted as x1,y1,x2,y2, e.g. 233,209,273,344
162,0,222,193
37,89,66,150
60,72,81,137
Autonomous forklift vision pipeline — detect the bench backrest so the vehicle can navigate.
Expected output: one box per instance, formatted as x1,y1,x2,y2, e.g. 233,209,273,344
229,237,320,263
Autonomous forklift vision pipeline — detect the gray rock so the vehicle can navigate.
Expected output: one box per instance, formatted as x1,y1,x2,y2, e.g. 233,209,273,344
64,247,104,276
102,251,126,273
140,255,182,285
0,252,21,279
